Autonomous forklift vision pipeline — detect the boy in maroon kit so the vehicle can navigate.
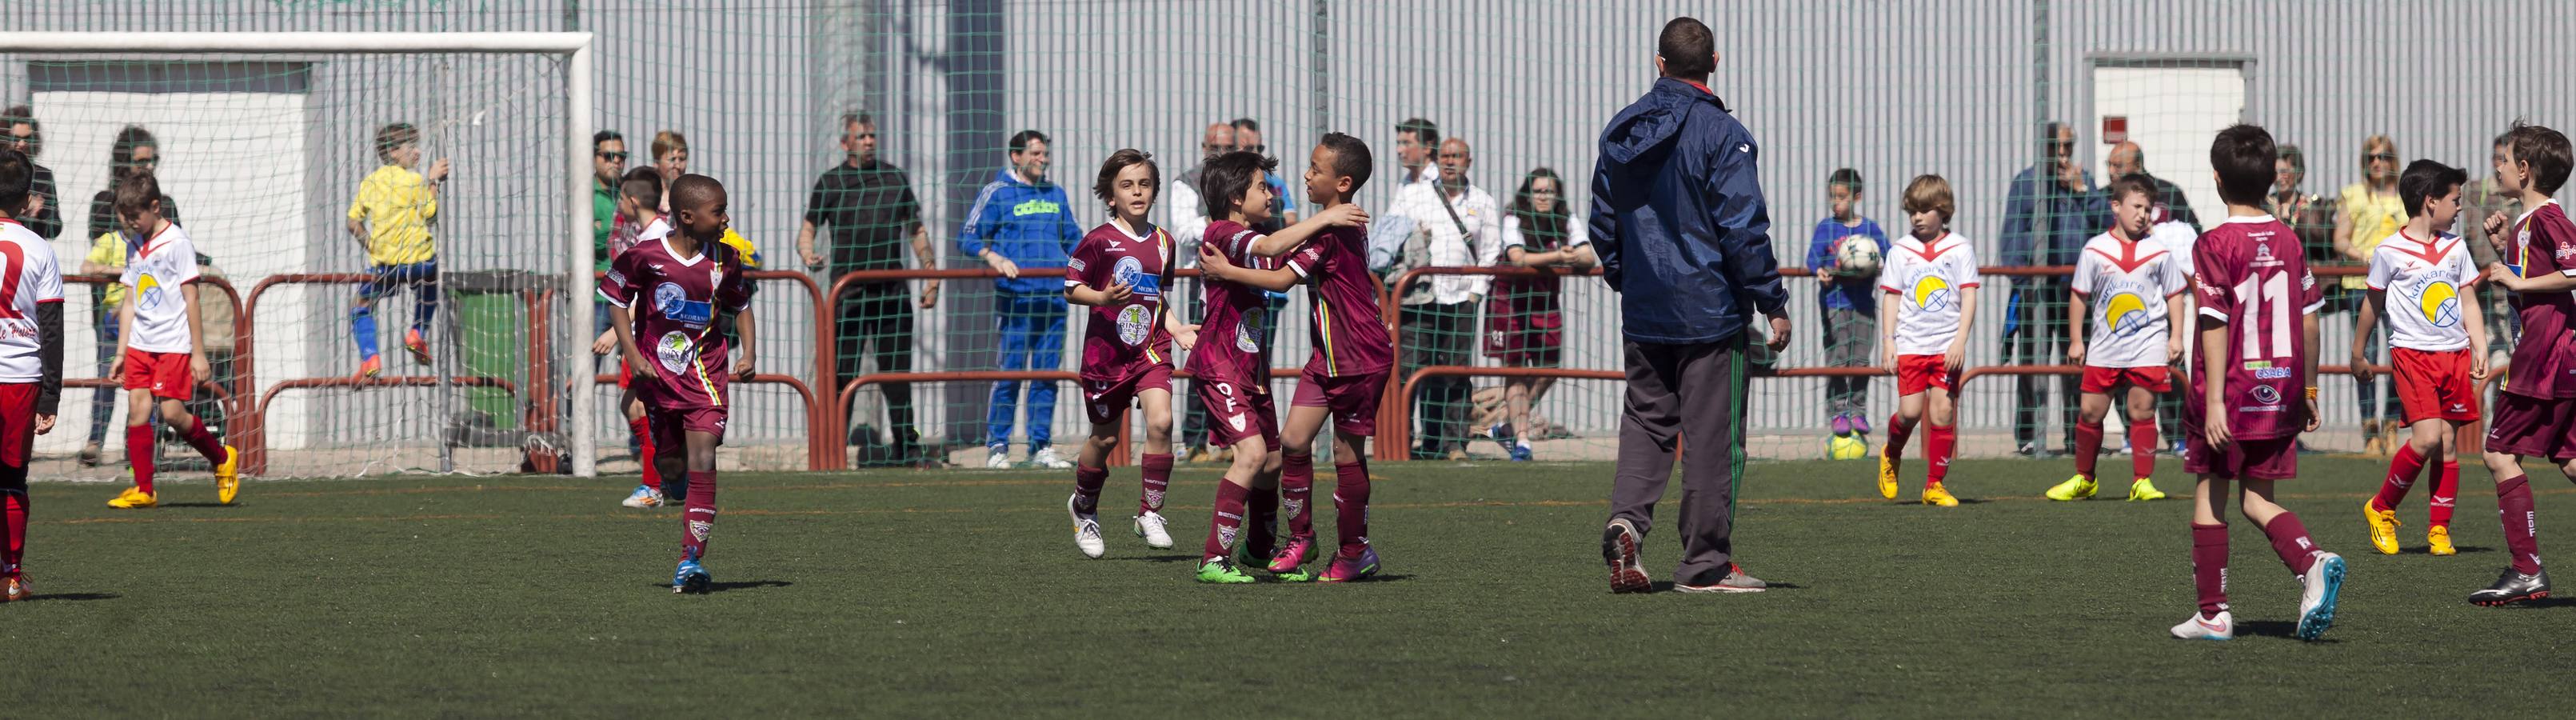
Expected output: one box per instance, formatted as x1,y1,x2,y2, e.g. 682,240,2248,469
2171,124,2346,642
2472,122,2576,606
1201,133,1387,582
599,174,757,594
1063,149,1200,558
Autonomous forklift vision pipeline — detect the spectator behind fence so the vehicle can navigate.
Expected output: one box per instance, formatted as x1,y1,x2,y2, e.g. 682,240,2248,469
797,113,937,466
1482,166,1595,462
0,107,61,240
1392,136,1500,460
1167,122,1232,463
961,129,1082,470
1803,167,1889,451
1999,121,2103,457
2335,134,2406,455
2271,144,2334,264
588,130,628,365
2462,131,2524,360
2106,140,2202,231
1232,118,1298,231
78,126,178,467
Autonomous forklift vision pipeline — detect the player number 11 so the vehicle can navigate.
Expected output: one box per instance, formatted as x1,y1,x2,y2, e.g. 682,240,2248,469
2232,272,2294,360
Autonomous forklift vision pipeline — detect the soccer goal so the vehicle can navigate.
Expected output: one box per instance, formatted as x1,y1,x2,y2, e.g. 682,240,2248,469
1,32,602,478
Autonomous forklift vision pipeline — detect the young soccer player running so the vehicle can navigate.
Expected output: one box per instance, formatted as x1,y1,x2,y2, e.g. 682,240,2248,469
2171,124,2346,642
104,174,239,509
2470,122,2576,606
1204,133,1388,582
600,174,757,594
2354,160,2486,557
2050,174,2183,502
344,123,448,378
605,167,677,508
0,148,66,601
1062,149,1200,558
1875,175,1977,507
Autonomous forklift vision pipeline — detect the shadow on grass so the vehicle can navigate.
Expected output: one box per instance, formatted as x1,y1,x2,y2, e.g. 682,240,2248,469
641,580,793,593
31,592,122,602
2234,619,2343,642
159,502,242,509
2491,596,2576,610
1639,580,1799,593
1114,554,1200,564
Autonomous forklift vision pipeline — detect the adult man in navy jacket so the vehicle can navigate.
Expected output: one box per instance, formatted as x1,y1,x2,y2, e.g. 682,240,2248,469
961,130,1083,470
1590,17,1791,594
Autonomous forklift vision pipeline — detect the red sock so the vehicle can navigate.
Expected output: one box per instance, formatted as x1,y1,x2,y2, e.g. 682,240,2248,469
680,470,717,562
1925,424,1955,487
2498,474,2543,574
2,484,26,575
1138,453,1173,514
2429,461,2459,528
2191,522,2231,617
2073,420,2103,481
2260,512,2322,576
630,417,660,488
1203,480,1249,561
127,424,155,495
1883,414,1912,461
1334,461,1372,557
180,416,226,465
1072,464,1108,515
1280,450,1316,539
2128,420,2158,480
2372,443,2426,513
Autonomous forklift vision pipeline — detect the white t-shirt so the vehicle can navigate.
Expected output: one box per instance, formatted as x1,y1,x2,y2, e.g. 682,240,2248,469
2150,220,2199,276
120,222,202,354
1879,232,1979,355
2365,229,2479,352
2072,231,2188,368
0,218,66,382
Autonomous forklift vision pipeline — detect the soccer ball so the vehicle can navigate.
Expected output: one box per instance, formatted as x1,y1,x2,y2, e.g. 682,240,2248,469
1827,434,1870,460
1833,235,1882,278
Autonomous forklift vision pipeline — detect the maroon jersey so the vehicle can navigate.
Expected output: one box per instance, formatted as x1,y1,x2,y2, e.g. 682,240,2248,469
597,234,754,410
2186,215,2324,440
1284,222,1393,377
1068,220,1176,382
2503,201,2576,398
1188,220,1273,386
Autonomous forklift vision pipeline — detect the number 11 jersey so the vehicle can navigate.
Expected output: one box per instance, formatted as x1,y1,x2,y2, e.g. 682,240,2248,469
2186,214,2324,441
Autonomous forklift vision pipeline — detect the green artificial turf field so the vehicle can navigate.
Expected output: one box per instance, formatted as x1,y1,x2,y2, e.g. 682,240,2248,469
6,455,2574,717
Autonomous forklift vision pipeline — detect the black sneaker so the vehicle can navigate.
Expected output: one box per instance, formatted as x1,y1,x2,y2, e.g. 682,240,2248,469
1603,519,1651,594
2470,568,2552,606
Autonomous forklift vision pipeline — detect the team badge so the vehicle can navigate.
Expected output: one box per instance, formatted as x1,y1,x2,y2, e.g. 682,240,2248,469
1117,305,1152,346
656,330,696,373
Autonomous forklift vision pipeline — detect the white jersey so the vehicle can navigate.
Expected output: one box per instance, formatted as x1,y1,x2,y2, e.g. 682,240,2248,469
120,222,202,354
1879,232,1979,355
2072,231,2187,368
2365,229,2478,351
0,218,66,382
2150,220,2199,276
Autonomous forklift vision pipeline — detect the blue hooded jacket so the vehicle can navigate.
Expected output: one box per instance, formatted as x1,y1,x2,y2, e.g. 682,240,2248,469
1589,78,1788,345
958,166,1083,296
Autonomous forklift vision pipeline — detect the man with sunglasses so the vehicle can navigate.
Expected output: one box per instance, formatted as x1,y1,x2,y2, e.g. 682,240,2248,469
0,106,61,241
797,113,937,466
1999,121,2107,457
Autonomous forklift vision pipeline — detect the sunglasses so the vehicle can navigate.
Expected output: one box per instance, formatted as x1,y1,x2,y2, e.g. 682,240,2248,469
1243,144,1266,154
2367,152,2398,162
597,150,629,162
121,155,158,167
1202,142,1238,153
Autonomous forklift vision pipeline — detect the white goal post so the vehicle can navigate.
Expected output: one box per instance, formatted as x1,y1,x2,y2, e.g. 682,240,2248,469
2,31,601,477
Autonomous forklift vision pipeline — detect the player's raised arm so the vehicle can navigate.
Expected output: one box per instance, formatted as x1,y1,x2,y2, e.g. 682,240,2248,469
1246,203,1368,258
1197,242,1299,292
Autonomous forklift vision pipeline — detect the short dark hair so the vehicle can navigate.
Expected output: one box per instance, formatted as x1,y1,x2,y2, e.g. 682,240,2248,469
841,112,873,130
2210,124,2277,206
0,147,30,215
114,171,163,215
1091,148,1160,206
2,105,38,158
669,173,725,215
2496,132,2513,150
592,130,623,149
1008,130,1050,154
1200,150,1277,220
1316,132,1374,194
2397,159,2468,218
1230,118,1260,133
1657,17,1715,78
374,122,419,162
110,126,156,180
619,166,663,207
2277,144,2305,174
2507,121,2574,196
2108,173,2159,205
1396,118,1440,148
1827,167,1863,195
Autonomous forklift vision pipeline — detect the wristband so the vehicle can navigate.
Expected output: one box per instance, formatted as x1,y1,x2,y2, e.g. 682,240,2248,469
2304,386,2319,400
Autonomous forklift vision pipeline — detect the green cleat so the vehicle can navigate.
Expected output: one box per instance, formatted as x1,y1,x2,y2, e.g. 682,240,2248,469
1196,556,1256,584
2045,474,2098,502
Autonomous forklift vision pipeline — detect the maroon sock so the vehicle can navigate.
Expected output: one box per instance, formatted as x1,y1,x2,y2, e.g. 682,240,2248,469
1203,480,1249,561
1925,424,1955,487
1138,453,1174,514
2429,461,2459,528
2191,522,2231,617
180,416,226,465
1334,461,1372,557
127,424,155,495
680,470,717,562
2,488,25,574
1280,450,1316,540
1072,464,1108,515
631,417,661,487
1883,414,1912,461
2498,474,2543,574
2073,420,2103,481
2260,512,2322,576
2372,443,2426,512
2128,421,2159,481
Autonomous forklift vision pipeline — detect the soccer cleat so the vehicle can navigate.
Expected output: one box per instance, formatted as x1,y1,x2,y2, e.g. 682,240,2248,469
1488,422,1517,453
1921,482,1959,507
2469,568,2551,606
2168,610,2235,641
404,327,433,365
1317,545,1381,582
1267,535,1316,576
621,484,666,508
1830,414,1854,437
2294,553,2346,641
1,574,26,602
2362,500,2402,555
106,486,157,509
2126,478,2167,502
2045,475,2098,502
1032,446,1073,470
1674,563,1766,594
1132,510,1174,549
356,354,383,378
1068,494,1105,559
1876,453,1899,500
1508,445,1534,462
1183,445,1212,464
1194,556,1256,584
984,448,1012,469
214,445,241,505
1851,415,1870,435
77,442,102,467
1604,519,1651,594
673,558,711,594
2428,526,2458,556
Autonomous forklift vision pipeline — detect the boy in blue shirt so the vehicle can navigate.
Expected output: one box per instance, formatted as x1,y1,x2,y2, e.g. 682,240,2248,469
1803,168,1889,451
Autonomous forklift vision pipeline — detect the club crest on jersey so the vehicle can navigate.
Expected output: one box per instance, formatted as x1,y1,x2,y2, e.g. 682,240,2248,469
655,282,713,327
1113,256,1157,297
2251,242,2282,268
1236,311,1265,353
1116,305,1152,346
1907,269,1954,313
655,330,696,373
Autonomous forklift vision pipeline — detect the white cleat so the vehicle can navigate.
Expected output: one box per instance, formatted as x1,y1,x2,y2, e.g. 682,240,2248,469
985,449,1012,469
2168,610,2235,641
1032,446,1074,470
1133,510,1174,549
2295,553,2346,641
1068,494,1105,558
621,484,665,508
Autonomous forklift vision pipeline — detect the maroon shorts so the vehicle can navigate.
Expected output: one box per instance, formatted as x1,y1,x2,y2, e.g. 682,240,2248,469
1082,363,1174,426
121,349,194,400
1197,376,1280,451
1897,354,1958,395
0,383,33,468
2180,426,2298,480
2486,391,2576,461
1292,368,1388,436
2393,347,2479,423
647,405,729,451
2082,365,2172,394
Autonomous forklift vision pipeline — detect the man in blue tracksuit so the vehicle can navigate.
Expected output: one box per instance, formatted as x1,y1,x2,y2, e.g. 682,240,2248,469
961,130,1083,469
1591,18,1791,595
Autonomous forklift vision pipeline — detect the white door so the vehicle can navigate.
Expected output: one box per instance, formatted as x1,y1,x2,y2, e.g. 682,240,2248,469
2091,62,2247,222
